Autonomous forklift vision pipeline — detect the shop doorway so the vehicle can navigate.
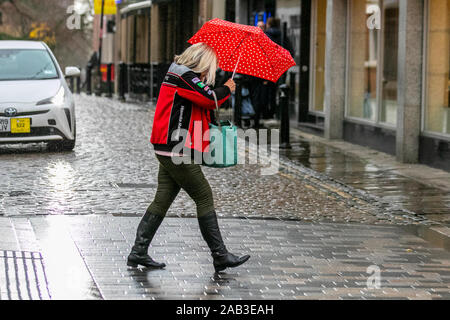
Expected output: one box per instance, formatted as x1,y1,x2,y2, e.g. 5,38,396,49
298,0,325,134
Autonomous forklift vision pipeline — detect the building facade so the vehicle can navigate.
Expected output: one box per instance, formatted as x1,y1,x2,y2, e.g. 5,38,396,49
92,0,225,98
95,0,449,172
299,0,449,172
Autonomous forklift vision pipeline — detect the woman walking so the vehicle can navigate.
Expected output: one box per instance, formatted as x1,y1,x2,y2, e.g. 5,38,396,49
127,43,250,273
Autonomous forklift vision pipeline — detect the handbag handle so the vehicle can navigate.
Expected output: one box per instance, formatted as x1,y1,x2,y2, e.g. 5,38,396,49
212,91,221,127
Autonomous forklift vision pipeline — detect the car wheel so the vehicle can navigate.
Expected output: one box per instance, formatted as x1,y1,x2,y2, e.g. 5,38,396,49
48,138,76,151
48,122,76,152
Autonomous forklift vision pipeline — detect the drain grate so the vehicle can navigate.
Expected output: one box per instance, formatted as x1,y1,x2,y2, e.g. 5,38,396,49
0,250,51,300
7,191,32,197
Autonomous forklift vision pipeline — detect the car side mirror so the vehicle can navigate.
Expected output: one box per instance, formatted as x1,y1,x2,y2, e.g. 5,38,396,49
65,66,81,77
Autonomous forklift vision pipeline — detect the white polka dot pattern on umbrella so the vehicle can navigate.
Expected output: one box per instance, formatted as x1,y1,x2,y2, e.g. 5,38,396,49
188,18,296,83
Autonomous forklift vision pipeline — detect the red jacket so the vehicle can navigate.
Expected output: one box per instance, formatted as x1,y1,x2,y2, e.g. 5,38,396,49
151,63,231,154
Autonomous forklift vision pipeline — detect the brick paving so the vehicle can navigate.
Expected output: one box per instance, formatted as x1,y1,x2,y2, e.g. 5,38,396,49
1,215,449,300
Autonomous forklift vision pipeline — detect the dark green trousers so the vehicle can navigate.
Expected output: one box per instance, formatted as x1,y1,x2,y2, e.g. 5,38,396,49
147,154,215,217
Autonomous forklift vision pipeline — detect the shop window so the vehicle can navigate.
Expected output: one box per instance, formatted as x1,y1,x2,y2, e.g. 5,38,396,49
424,0,450,135
347,0,380,121
380,1,399,125
226,0,236,22
276,0,300,64
107,19,116,34
250,0,275,26
310,0,327,113
346,0,399,125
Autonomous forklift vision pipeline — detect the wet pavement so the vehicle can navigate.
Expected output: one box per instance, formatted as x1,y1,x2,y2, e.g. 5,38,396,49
1,215,450,300
0,94,405,224
0,94,449,300
281,139,450,226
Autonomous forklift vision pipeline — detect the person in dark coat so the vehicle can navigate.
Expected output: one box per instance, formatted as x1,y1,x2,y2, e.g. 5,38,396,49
248,21,270,124
249,75,269,126
265,18,295,58
264,17,294,119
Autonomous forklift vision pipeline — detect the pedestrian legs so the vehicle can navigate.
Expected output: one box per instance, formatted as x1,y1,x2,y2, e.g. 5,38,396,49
127,162,180,268
149,155,250,272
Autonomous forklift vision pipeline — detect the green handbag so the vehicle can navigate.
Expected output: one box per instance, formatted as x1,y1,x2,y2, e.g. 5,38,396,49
202,92,238,168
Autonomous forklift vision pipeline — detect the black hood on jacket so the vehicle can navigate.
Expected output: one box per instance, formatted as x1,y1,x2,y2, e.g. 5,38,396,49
265,27,282,45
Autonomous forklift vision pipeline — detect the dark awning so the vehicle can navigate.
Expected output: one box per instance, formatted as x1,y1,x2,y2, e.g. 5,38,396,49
120,1,152,14
152,0,176,4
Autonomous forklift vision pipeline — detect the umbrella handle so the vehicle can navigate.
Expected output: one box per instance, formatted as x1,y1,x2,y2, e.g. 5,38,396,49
231,52,242,80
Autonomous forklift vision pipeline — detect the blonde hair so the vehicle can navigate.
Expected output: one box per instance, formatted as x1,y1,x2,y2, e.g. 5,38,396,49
174,43,218,86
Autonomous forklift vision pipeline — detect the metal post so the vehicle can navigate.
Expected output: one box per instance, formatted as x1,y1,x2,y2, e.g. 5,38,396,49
148,7,152,100
119,62,126,101
150,63,154,100
86,64,92,95
282,21,287,51
289,72,296,102
279,84,292,149
299,0,311,123
97,0,105,95
107,63,113,98
69,77,74,92
234,75,242,128
76,73,81,94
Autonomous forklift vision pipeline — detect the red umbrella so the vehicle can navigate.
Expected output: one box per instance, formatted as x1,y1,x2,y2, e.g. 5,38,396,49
188,18,296,83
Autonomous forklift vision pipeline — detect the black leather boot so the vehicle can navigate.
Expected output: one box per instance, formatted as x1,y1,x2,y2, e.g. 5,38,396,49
198,211,250,273
127,211,166,268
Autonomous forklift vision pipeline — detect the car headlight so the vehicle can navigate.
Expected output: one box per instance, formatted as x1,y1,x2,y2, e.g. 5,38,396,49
36,86,65,106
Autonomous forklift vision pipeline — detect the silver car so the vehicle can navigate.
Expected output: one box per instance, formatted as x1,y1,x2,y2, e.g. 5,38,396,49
0,40,79,151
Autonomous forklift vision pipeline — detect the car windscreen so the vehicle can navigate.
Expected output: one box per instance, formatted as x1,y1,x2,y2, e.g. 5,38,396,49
0,49,59,81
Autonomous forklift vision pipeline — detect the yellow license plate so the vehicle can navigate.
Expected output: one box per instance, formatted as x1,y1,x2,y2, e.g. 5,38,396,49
11,118,31,134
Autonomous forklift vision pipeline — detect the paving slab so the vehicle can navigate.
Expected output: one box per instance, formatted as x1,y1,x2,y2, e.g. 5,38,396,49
9,215,445,300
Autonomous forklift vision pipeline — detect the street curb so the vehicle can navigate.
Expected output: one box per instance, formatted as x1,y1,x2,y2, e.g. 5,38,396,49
277,152,450,252
275,126,450,251
405,226,450,252
277,156,433,224
289,127,450,192
286,158,450,251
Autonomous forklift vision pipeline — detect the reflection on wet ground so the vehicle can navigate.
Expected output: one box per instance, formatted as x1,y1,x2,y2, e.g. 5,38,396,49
67,216,450,300
126,268,241,299
281,139,450,226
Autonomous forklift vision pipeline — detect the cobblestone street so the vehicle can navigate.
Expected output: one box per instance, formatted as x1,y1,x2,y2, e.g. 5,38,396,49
0,95,449,300
0,95,435,224
0,95,376,222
